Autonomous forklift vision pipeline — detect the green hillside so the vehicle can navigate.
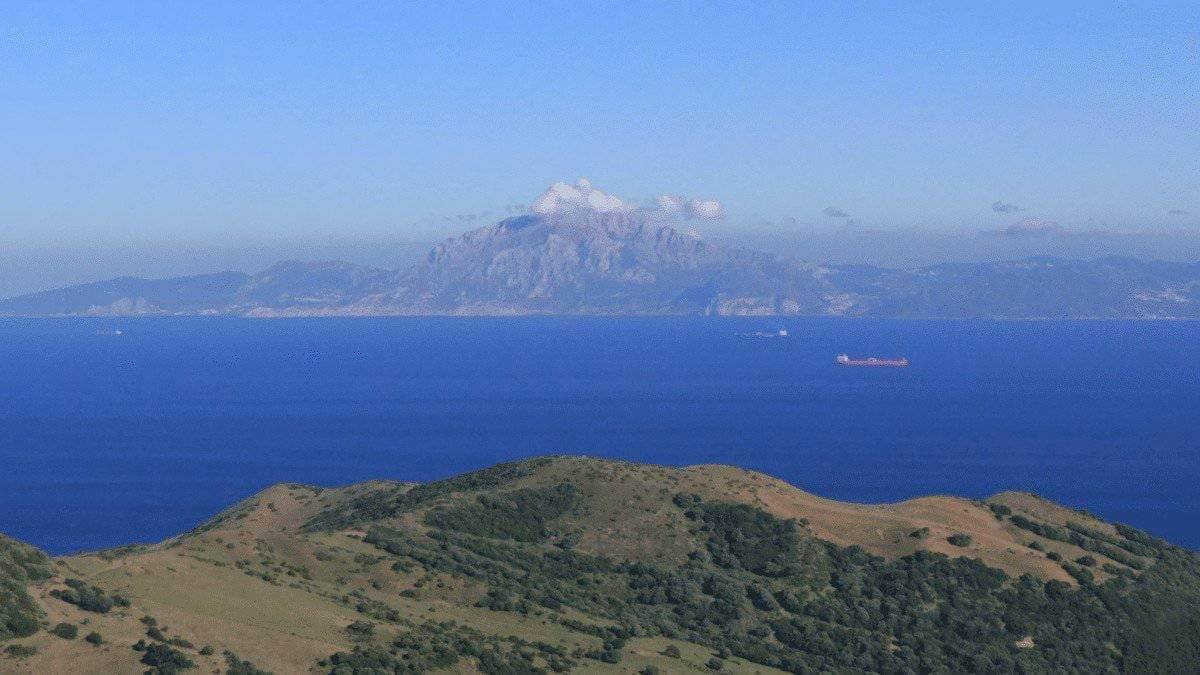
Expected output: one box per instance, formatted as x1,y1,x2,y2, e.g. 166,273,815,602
0,534,52,642
2,456,1199,673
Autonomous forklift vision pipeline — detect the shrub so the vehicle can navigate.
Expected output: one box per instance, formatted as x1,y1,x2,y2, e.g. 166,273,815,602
1063,564,1095,585
4,644,37,658
50,578,129,613
0,534,53,641
51,622,78,639
346,620,375,640
140,643,194,670
706,656,725,670
425,483,578,542
909,527,930,539
663,644,681,658
687,501,801,577
947,534,972,547
84,631,104,645
224,650,272,675
1076,555,1097,567
1010,515,1068,541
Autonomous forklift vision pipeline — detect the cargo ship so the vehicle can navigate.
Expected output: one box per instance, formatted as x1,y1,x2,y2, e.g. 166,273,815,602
836,353,908,367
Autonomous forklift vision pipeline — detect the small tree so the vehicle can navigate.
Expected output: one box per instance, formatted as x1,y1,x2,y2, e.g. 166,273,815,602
4,644,37,658
346,620,375,641
140,643,194,670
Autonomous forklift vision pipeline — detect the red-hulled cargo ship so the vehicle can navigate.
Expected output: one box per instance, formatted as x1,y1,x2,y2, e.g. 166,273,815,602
836,353,908,367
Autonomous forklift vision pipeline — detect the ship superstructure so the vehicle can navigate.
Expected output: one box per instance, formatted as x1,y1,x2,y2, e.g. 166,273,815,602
835,353,908,367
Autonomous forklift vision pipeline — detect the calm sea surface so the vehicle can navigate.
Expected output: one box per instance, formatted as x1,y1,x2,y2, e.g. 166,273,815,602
0,317,1196,554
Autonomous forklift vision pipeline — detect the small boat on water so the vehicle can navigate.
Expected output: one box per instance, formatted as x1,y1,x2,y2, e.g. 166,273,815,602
95,329,124,336
836,353,908,367
742,328,789,338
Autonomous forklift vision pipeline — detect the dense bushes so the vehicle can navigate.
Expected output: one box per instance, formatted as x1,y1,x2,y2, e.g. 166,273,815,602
676,495,801,577
140,642,194,672
424,483,578,542
0,534,52,641
50,578,130,613
127,616,204,673
345,620,375,641
947,533,973,547
304,458,553,531
345,470,1200,674
224,650,272,675
3,643,37,658
323,621,574,674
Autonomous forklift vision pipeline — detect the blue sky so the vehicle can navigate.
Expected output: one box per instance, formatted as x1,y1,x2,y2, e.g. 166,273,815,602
1,1,1198,292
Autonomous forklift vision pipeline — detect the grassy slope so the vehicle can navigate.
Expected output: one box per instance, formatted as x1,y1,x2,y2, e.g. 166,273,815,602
0,456,1174,673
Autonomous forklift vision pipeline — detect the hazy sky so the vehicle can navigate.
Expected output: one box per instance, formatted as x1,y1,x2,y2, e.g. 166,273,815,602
2,2,1198,294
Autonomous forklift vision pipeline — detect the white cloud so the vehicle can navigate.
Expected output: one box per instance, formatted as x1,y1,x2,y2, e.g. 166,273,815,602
989,218,1063,237
686,199,723,220
531,180,723,221
655,193,687,216
530,179,628,216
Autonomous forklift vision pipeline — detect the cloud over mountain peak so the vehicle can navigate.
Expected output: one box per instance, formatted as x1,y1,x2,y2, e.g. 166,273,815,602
530,179,724,221
531,179,627,216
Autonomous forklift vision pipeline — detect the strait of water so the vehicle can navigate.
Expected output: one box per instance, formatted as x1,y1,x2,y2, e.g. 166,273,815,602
0,317,1196,554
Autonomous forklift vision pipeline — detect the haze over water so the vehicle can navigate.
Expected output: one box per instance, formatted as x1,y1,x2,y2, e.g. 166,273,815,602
1,317,1196,554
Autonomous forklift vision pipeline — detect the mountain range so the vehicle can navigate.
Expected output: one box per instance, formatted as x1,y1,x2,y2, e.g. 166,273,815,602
4,199,1199,319
3,456,1199,673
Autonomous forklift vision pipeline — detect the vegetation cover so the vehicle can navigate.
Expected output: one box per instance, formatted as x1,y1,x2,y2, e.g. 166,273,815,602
4,457,1200,673
49,577,130,613
346,469,1200,673
0,533,52,641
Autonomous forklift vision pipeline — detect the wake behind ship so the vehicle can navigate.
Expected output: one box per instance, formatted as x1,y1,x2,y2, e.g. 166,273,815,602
836,353,909,367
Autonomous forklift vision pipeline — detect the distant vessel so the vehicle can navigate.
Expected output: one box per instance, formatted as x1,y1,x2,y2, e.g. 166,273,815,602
836,353,908,367
95,329,123,336
743,328,789,338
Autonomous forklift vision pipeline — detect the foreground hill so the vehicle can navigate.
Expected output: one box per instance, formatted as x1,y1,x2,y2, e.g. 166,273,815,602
2,456,1199,673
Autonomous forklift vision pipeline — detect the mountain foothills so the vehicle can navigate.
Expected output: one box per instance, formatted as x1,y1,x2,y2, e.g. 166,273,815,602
4,183,1199,318
3,456,1200,674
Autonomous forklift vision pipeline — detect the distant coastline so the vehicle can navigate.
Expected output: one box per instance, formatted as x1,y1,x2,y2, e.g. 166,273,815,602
1,252,1198,320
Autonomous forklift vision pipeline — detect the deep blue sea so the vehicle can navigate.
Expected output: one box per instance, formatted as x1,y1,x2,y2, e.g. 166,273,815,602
1,317,1197,554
